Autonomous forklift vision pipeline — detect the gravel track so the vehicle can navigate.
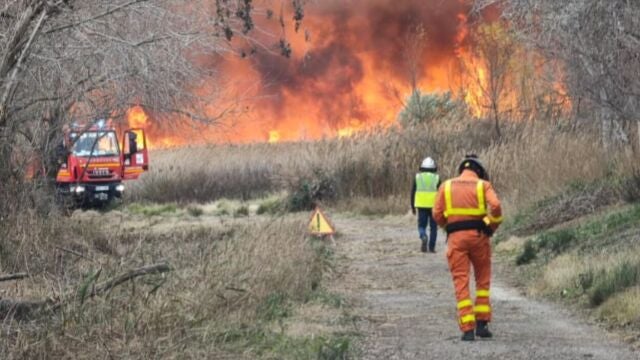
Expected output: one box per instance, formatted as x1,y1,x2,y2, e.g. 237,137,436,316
331,215,638,360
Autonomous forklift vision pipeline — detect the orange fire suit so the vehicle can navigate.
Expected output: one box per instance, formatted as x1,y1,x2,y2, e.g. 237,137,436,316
433,169,502,333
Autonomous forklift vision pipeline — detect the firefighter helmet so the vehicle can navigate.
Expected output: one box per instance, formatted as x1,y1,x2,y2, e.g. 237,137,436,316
421,157,437,170
459,155,487,180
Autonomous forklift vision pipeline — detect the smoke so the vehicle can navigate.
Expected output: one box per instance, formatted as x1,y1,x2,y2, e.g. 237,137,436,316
139,0,480,145
242,0,472,130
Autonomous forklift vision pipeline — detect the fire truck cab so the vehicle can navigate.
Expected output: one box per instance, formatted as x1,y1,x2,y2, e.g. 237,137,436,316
56,119,149,206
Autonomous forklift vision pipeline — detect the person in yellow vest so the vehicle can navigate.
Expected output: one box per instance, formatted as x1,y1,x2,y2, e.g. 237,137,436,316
411,157,441,253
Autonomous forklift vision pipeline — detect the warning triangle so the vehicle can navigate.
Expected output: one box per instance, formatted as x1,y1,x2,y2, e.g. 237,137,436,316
308,207,336,235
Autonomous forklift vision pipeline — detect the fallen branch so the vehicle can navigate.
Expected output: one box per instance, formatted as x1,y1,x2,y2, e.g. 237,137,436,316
0,263,171,320
55,246,94,261
90,263,171,297
0,273,29,282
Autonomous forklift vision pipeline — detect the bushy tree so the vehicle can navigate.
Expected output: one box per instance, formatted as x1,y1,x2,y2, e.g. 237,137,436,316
398,90,463,127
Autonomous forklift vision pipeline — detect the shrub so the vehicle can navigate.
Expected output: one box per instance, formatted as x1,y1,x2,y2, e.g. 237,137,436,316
186,205,204,217
617,167,640,203
257,196,284,215
398,90,463,127
516,240,538,265
127,203,177,216
286,174,336,212
234,205,249,217
590,260,640,306
538,229,577,254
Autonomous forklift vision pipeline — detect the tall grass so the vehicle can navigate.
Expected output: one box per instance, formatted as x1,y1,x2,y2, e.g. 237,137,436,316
130,119,635,214
130,120,494,206
129,144,281,203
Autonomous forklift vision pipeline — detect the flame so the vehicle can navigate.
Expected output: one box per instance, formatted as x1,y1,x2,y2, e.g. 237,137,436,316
338,127,356,138
125,1,569,148
127,106,149,128
268,130,280,143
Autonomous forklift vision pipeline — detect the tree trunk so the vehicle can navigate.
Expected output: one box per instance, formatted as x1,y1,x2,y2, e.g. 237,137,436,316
492,101,501,138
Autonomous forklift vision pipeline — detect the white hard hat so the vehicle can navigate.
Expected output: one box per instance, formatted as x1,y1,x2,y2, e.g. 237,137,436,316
421,157,436,170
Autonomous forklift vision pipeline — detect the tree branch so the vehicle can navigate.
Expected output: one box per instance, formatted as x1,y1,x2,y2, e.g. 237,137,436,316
0,262,171,320
90,262,171,297
0,272,29,282
0,7,48,127
45,0,151,34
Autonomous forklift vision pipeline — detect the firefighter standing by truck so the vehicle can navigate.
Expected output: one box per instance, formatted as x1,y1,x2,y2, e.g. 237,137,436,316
432,155,503,341
411,157,440,253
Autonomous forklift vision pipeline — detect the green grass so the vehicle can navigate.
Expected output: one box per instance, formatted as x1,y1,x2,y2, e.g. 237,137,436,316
257,196,285,215
186,205,204,217
590,260,640,306
126,203,178,216
515,240,537,265
515,205,640,266
258,292,292,322
217,326,352,360
234,205,250,217
306,289,346,308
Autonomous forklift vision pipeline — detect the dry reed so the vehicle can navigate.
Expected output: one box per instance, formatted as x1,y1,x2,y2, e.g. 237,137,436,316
130,119,635,215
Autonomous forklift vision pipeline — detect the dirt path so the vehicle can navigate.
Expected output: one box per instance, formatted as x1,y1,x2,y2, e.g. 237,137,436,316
331,215,638,360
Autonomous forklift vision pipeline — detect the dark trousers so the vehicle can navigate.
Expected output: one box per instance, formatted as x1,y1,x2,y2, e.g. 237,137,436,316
417,208,438,251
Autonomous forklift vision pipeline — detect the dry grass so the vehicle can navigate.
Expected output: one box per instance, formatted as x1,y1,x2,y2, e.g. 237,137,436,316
597,286,640,326
0,209,350,359
129,119,636,218
128,144,282,203
480,125,624,210
127,119,498,208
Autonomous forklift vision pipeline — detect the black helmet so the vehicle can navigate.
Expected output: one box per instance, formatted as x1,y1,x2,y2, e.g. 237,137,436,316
458,154,488,180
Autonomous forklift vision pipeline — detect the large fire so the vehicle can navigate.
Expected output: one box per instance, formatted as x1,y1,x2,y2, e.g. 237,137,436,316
128,1,568,148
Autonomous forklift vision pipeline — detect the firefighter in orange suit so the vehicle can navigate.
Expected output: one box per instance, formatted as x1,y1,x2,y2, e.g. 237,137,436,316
433,155,503,341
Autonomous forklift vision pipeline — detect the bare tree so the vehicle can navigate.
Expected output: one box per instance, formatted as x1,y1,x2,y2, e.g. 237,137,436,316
461,22,517,137
0,0,303,214
477,0,640,146
403,23,427,92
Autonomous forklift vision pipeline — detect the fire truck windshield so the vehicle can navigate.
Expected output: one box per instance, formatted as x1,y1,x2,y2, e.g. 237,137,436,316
71,131,120,157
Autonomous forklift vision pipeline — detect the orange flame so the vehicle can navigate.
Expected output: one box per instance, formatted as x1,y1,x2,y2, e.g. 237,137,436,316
124,2,569,148
268,130,280,143
127,106,149,128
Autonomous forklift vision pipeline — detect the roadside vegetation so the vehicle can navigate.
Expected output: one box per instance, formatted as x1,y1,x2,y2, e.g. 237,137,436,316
495,171,640,339
0,208,353,359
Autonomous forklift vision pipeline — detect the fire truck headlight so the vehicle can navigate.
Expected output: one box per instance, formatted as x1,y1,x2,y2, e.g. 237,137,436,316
115,184,125,192
74,186,85,193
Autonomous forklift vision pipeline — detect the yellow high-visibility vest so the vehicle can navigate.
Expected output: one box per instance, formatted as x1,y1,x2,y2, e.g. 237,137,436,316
443,179,487,218
415,172,439,208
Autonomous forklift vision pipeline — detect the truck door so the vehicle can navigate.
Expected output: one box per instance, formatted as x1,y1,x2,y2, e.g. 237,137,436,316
122,129,149,180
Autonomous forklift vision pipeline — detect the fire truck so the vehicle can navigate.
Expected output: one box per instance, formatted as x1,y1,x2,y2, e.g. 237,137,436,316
55,119,149,206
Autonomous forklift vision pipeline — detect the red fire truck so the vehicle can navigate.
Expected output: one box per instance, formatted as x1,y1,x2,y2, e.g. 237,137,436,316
56,119,149,206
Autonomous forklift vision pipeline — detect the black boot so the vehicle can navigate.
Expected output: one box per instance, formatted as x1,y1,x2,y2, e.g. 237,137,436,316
420,236,428,253
461,330,475,341
475,320,493,338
